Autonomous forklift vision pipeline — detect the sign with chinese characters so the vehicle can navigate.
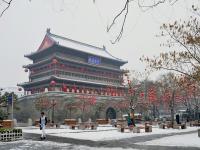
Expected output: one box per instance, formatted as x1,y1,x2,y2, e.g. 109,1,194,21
88,56,101,65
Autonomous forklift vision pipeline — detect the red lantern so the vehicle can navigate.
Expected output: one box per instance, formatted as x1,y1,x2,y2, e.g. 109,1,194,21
73,85,77,92
52,58,58,64
50,80,56,86
62,84,67,92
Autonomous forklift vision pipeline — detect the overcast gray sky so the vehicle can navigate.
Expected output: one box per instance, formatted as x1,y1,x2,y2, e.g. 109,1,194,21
0,0,198,87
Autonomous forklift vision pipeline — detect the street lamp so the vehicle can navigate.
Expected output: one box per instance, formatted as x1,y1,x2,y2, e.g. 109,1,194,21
0,88,3,107
0,89,14,128
51,99,57,123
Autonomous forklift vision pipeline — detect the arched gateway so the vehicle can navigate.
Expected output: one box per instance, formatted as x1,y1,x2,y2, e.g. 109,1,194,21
106,107,116,119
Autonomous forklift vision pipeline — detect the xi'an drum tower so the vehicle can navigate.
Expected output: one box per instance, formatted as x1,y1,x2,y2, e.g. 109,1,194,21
16,29,128,123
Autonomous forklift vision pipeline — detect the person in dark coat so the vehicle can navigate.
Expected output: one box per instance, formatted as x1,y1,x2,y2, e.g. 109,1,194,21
176,114,180,124
127,113,132,126
130,112,136,126
39,112,47,139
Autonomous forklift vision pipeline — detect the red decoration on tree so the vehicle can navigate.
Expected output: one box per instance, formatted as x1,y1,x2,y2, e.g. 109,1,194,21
175,92,183,103
148,87,157,103
140,92,144,98
128,88,134,95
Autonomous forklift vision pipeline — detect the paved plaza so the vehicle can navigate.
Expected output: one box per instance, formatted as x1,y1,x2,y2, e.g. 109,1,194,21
0,127,199,150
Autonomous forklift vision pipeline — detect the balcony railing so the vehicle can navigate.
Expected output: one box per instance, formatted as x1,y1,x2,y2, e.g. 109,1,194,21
30,68,123,86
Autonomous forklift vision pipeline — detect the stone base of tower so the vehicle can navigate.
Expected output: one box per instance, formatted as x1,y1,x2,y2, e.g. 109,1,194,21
15,92,127,124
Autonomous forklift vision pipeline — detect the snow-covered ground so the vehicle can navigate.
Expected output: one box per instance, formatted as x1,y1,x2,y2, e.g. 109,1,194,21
2,125,199,149
136,133,200,148
0,140,139,150
22,125,199,141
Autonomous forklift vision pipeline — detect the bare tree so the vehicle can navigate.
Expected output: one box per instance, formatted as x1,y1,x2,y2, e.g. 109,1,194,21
94,0,179,44
157,73,183,127
141,6,200,81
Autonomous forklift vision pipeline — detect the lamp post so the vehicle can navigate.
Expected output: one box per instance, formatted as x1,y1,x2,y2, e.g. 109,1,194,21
0,88,3,102
10,93,14,128
7,92,14,127
51,99,56,123
0,89,14,128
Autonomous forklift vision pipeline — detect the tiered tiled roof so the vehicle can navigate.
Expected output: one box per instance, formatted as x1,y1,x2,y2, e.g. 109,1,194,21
25,28,127,64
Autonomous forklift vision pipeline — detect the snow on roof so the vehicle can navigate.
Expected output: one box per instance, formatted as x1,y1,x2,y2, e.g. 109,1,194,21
46,29,127,63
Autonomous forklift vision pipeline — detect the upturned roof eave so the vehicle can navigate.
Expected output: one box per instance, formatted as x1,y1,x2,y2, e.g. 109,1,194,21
24,44,56,60
23,55,124,72
24,44,128,65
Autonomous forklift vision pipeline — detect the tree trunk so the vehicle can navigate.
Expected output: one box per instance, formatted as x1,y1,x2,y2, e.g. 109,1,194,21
69,107,72,119
82,101,85,121
171,90,175,128
152,105,156,119
195,106,199,120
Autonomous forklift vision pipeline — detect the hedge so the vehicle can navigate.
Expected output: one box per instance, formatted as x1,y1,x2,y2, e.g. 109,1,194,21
0,128,22,133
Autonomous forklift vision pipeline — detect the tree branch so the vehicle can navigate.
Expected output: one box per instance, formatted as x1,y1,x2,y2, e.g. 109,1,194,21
137,0,166,11
152,65,196,79
106,0,130,44
107,0,129,32
110,0,129,44
106,0,178,44
166,29,200,65
0,0,13,17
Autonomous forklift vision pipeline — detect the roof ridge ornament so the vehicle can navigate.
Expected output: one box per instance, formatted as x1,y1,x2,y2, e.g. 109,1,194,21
103,45,106,50
46,28,51,34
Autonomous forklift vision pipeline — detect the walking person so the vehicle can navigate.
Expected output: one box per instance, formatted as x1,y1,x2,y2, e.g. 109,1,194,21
127,113,132,127
39,112,47,140
130,112,136,126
